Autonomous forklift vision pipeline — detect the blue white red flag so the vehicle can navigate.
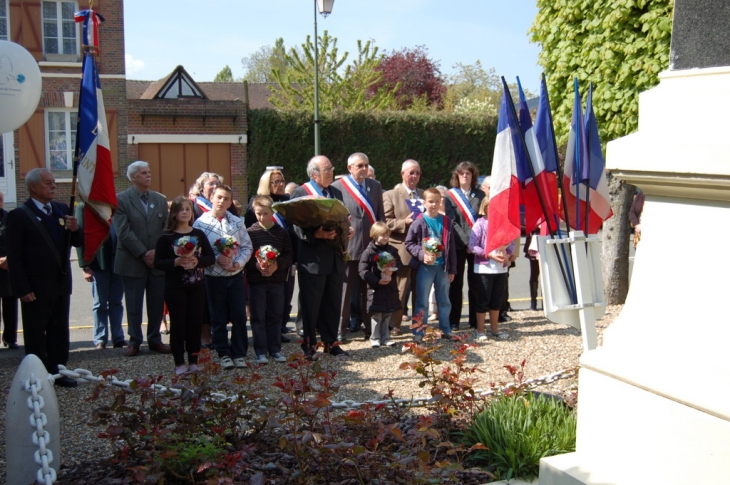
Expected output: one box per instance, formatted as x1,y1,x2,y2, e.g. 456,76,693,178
560,80,612,233
516,76,559,234
75,10,117,263
486,82,522,255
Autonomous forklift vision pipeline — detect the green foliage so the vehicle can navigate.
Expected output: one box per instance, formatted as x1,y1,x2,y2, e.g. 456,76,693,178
241,38,294,83
529,0,674,145
247,109,497,193
213,65,234,83
464,391,577,480
269,31,398,111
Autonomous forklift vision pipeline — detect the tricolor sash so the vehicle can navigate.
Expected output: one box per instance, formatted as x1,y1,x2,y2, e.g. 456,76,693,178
272,212,287,229
302,180,325,197
196,196,212,213
340,175,376,224
447,188,477,228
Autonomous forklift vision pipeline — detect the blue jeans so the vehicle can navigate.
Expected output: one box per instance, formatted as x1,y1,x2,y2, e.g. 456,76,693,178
205,274,248,359
92,269,125,346
413,263,452,337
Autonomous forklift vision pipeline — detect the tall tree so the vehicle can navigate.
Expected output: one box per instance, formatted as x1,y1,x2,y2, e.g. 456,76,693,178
241,38,293,83
370,46,446,110
269,31,397,111
213,65,234,83
530,0,673,304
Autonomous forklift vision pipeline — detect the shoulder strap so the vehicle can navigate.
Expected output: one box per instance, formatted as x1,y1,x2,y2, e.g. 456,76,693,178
19,205,63,269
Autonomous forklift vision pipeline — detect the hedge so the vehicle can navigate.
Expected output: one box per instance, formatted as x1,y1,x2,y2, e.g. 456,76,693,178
247,109,498,193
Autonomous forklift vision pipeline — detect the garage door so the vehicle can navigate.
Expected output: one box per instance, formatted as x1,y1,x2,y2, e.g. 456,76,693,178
137,143,231,201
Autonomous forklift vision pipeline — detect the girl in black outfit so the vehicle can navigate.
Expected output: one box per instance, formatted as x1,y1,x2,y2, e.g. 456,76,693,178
154,197,215,375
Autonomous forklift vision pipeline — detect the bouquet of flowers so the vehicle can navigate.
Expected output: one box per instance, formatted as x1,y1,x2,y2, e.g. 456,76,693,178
373,251,397,273
213,235,240,258
255,245,280,270
174,235,198,257
423,237,444,263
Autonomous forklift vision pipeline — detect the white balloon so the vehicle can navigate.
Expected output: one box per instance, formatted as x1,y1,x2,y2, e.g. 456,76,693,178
0,40,42,134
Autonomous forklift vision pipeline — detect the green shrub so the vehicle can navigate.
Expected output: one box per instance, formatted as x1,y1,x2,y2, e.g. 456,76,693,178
463,391,577,480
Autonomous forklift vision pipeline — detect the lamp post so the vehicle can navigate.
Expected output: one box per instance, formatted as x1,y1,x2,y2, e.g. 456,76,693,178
313,0,334,156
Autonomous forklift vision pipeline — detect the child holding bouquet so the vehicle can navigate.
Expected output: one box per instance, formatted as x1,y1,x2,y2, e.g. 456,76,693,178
405,188,457,342
245,195,293,364
468,197,517,341
358,222,402,347
154,197,215,375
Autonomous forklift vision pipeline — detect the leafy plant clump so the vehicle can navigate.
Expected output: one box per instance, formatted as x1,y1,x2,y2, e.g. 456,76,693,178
463,369,577,481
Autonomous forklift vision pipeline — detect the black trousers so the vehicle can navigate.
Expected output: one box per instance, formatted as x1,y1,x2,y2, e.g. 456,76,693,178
449,249,477,328
0,294,18,344
21,291,70,374
165,284,206,366
298,270,342,349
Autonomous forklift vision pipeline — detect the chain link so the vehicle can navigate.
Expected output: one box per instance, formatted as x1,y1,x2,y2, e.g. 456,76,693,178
23,373,56,484
53,364,578,411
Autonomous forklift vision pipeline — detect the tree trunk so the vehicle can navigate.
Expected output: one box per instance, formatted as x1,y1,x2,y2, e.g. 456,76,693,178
601,174,633,304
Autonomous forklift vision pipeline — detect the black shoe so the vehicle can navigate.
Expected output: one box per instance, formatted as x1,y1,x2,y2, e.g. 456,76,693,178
450,326,459,332
328,346,350,357
3,340,19,349
441,333,455,341
55,376,78,388
282,326,295,334
301,346,316,360
498,312,512,323
280,334,291,343
113,340,128,348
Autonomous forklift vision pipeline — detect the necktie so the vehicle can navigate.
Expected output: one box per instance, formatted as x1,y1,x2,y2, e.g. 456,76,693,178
43,204,51,216
322,188,330,199
410,191,416,200
358,183,367,196
141,193,149,214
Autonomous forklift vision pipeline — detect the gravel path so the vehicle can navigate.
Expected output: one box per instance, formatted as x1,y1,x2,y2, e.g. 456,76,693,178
0,305,621,483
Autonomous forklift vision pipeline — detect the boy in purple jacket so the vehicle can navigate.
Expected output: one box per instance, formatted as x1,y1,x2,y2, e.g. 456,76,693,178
405,187,457,342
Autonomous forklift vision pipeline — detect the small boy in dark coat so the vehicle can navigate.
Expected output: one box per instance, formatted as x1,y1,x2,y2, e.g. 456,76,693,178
358,222,402,347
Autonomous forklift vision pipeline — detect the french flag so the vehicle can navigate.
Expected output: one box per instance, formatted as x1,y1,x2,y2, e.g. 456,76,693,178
516,77,559,234
560,80,612,233
486,84,522,255
75,10,117,263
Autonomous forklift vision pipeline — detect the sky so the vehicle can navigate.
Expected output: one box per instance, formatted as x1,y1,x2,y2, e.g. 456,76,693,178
123,0,543,93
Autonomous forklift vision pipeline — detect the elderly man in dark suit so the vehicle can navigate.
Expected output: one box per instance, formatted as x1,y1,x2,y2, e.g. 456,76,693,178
290,155,351,359
113,161,170,356
383,159,424,334
331,152,384,342
6,169,82,387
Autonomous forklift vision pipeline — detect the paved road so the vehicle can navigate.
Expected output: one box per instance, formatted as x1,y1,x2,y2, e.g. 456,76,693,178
1,235,634,353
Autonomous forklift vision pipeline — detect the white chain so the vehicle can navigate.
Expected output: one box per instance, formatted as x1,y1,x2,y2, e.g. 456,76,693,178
23,373,57,485
54,365,578,410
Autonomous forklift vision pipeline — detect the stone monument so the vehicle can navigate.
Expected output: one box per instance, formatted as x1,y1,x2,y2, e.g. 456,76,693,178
539,1,730,483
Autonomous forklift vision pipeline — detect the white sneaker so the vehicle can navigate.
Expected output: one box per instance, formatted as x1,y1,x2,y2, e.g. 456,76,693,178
255,355,268,364
476,332,488,342
371,341,381,348
234,357,247,368
220,356,235,370
427,313,438,322
383,340,395,347
272,353,287,363
488,330,509,340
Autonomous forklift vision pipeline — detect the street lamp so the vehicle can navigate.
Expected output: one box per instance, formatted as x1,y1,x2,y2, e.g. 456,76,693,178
313,0,334,156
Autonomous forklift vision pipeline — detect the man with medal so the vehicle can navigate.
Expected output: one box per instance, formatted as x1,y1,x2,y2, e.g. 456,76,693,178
331,153,385,342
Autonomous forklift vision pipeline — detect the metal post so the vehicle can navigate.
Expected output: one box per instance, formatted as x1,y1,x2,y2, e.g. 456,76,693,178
313,0,320,156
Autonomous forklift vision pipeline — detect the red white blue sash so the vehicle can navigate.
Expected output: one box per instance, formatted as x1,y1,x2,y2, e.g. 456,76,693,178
272,212,287,229
447,188,477,228
195,196,212,213
340,175,376,224
302,181,325,197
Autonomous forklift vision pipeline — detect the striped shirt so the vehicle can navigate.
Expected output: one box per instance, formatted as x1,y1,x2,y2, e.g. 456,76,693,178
193,211,253,277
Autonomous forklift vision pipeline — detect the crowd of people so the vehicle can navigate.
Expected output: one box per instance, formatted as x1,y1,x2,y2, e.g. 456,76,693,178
2,156,530,382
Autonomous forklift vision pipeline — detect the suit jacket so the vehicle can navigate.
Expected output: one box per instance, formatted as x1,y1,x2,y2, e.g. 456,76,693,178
290,184,345,275
113,187,168,277
444,187,486,250
6,199,82,299
331,177,385,260
383,185,423,266
0,209,13,296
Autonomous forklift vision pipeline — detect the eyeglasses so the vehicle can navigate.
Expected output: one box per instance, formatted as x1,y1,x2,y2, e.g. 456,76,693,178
353,163,369,169
317,166,335,173
270,180,285,185
407,171,422,176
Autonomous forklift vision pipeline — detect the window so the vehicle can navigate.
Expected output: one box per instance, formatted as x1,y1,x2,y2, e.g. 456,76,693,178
45,110,77,171
0,0,8,41
42,1,78,58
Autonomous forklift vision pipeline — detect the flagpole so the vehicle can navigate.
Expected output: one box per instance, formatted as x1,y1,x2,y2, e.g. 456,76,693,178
502,77,575,303
540,73,572,231
573,79,582,231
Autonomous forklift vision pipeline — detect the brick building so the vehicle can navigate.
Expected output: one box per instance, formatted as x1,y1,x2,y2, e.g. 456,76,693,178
1,0,249,207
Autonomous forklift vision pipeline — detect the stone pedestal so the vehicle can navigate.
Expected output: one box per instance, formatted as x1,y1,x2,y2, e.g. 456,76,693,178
539,13,730,484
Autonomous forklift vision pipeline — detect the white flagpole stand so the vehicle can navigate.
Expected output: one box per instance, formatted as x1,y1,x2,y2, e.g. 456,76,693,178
536,230,605,352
